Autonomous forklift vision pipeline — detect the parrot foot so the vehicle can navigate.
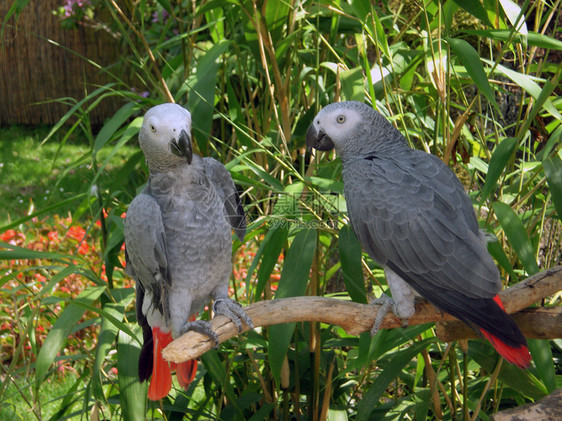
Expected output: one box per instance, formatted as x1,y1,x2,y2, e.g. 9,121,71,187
213,298,254,333
369,294,411,336
179,320,219,347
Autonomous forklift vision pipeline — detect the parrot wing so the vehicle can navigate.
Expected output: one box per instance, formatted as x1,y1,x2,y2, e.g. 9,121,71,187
203,157,246,242
124,192,170,383
345,150,527,349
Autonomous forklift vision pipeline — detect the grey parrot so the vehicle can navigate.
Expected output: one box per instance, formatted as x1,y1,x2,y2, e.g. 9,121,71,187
124,103,253,400
306,101,531,369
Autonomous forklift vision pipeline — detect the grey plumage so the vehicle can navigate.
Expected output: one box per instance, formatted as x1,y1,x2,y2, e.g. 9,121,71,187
306,101,530,368
124,103,253,390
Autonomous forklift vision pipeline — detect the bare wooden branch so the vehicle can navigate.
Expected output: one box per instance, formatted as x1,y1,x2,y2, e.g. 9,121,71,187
491,388,562,421
163,266,562,364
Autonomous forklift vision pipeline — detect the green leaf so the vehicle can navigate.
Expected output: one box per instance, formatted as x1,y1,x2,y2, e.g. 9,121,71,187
239,158,285,192
35,286,106,383
528,339,556,393
156,0,172,13
0,245,72,263
468,340,548,400
480,137,518,203
0,194,86,232
543,156,562,219
93,102,137,154
92,291,130,400
253,227,288,300
41,85,117,144
447,37,499,111
338,224,367,303
188,40,232,151
414,388,432,421
483,59,562,122
493,202,540,275
264,0,290,44
486,239,518,279
356,338,437,421
118,327,147,421
463,29,562,50
268,229,317,381
517,79,560,141
201,350,239,405
340,67,365,102
499,0,527,33
349,1,390,57
274,229,316,300
451,0,492,26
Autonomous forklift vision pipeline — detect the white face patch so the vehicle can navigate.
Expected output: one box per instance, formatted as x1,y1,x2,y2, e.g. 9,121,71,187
140,106,192,156
316,108,362,146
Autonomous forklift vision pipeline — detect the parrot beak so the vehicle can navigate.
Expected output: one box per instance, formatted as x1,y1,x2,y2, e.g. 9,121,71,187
306,124,335,151
171,129,193,164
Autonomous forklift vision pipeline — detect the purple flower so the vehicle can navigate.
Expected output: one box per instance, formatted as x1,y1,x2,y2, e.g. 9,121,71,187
151,9,170,24
62,0,91,18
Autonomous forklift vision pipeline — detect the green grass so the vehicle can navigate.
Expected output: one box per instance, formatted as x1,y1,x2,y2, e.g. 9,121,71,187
0,372,83,420
0,126,136,226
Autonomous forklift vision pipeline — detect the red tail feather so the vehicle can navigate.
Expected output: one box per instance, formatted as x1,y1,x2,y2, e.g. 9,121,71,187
148,327,174,401
479,295,531,369
176,360,198,389
148,314,199,400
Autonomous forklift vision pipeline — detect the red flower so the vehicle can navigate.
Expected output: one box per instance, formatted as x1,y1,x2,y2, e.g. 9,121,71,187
1,229,16,241
78,242,89,255
35,273,47,284
47,231,59,242
67,226,86,241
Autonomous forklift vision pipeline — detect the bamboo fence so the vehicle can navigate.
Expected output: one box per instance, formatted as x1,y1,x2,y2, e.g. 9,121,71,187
0,0,123,126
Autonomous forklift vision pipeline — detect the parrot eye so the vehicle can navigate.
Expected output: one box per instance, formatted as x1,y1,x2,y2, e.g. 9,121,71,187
150,125,156,132
336,115,346,124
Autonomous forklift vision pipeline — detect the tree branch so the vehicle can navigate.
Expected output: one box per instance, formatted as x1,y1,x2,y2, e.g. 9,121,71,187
163,266,562,364
491,388,562,421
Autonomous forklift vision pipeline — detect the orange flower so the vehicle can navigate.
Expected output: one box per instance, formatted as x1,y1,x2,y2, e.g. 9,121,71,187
78,242,89,255
68,226,86,241
1,229,16,241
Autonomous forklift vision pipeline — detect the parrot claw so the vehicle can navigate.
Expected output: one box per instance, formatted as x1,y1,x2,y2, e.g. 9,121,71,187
213,298,254,333
369,293,413,335
369,294,395,335
180,320,219,347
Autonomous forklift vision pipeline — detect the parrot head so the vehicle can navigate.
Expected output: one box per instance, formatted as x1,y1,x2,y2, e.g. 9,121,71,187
306,101,406,159
139,103,193,170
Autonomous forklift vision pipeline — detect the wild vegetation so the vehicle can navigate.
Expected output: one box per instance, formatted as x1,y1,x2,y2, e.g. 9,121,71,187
1,0,561,419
